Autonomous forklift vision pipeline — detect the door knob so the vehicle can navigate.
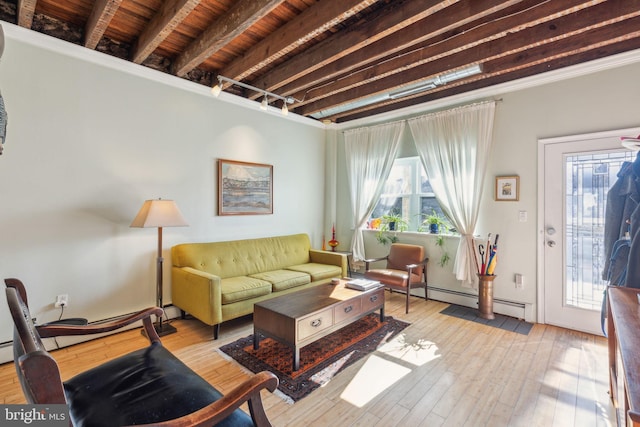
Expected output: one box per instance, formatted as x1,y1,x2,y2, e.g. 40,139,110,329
547,227,556,235
547,240,556,247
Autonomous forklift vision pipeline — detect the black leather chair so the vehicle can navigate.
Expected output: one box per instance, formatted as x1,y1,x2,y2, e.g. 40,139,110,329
5,278,278,427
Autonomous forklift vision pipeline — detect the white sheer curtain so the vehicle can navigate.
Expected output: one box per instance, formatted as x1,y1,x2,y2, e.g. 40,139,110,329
408,101,496,288
345,121,405,261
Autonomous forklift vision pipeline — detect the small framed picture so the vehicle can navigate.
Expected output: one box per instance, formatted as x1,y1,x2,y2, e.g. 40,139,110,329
495,176,519,201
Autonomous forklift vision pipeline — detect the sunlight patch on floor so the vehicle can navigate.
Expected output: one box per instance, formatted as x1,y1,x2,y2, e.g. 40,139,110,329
376,332,441,367
340,355,411,407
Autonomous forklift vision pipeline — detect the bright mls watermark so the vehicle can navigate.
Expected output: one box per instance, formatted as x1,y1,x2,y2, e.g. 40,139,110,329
1,405,69,426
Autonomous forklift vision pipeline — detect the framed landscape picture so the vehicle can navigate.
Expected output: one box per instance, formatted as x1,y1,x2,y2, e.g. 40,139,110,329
218,159,273,215
495,175,519,201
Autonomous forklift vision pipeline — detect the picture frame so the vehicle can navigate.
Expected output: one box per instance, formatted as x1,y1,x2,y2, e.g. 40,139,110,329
495,175,519,201
218,159,273,215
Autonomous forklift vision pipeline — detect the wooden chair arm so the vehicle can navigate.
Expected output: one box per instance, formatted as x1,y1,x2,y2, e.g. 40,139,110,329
405,256,429,270
364,255,388,270
136,371,279,427
36,307,164,344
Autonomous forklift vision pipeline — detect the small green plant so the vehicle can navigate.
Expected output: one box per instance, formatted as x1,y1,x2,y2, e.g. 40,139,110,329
375,211,408,245
435,234,451,267
420,210,450,234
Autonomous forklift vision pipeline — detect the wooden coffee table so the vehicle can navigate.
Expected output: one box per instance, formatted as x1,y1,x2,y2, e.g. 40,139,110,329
253,280,385,371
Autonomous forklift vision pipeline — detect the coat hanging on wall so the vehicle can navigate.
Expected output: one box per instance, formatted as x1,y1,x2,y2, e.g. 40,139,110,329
603,141,640,287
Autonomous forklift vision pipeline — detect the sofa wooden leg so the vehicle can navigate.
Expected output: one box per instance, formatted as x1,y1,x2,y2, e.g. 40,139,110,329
180,310,186,319
213,324,220,340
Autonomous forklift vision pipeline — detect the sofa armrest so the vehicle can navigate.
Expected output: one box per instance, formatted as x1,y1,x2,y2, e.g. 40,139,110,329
171,267,223,326
309,249,348,277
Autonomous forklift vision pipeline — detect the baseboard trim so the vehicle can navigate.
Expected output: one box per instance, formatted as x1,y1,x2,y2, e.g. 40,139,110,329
426,286,527,320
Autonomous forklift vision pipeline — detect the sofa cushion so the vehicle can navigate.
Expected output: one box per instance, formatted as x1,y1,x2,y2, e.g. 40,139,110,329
249,270,311,292
221,276,272,304
286,263,342,281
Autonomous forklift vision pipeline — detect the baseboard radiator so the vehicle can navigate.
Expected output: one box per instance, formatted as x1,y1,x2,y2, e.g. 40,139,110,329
0,305,182,365
424,286,527,320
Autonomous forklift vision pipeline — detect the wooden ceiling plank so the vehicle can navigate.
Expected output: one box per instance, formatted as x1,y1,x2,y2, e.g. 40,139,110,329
221,0,377,82
296,0,620,109
331,35,640,122
132,0,201,64
85,0,124,49
172,0,285,77
17,0,37,28
284,0,601,103
248,0,455,96
297,2,640,116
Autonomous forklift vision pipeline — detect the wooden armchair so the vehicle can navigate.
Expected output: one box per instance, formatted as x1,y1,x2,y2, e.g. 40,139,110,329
364,243,429,313
5,278,278,427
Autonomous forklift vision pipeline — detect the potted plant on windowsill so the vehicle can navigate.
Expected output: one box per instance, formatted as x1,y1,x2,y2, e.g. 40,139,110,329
375,212,408,245
422,210,449,234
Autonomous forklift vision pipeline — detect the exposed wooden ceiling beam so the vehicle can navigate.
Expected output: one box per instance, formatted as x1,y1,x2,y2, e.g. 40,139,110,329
248,0,455,96
132,0,201,64
17,0,37,28
336,35,640,122
297,1,640,117
85,0,124,49
172,0,285,77
285,0,601,104
221,0,377,82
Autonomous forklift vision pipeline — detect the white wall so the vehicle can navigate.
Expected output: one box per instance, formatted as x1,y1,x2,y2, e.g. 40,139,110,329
0,23,326,346
334,55,640,322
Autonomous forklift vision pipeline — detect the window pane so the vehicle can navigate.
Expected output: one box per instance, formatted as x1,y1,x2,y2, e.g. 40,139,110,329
367,157,449,232
381,164,411,195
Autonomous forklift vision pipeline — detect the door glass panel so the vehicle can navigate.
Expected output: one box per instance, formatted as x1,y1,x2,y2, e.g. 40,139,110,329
564,151,634,310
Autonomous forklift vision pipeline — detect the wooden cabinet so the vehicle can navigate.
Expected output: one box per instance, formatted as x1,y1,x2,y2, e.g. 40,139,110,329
607,286,640,426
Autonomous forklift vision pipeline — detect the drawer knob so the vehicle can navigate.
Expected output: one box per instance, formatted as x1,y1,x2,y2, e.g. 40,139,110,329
311,319,322,328
344,306,353,313
370,295,378,302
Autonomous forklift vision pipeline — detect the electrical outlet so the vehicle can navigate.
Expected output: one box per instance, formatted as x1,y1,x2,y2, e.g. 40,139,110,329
515,274,524,289
55,294,68,308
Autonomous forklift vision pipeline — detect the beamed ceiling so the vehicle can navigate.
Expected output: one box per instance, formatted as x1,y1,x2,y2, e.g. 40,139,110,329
3,0,640,123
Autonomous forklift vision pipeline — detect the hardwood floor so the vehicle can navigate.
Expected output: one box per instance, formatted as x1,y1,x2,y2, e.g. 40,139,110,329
0,293,615,426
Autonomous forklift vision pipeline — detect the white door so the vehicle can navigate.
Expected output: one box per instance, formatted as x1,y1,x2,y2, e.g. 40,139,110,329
540,128,639,335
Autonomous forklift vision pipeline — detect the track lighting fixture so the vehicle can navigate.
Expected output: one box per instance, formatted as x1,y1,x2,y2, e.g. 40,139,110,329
211,81,222,97
211,75,300,116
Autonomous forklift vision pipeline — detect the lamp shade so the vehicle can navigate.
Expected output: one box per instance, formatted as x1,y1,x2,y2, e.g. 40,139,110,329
130,199,188,228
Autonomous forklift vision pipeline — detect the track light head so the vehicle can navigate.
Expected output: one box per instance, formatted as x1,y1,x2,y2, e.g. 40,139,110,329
211,82,222,97
260,93,268,110
281,102,288,116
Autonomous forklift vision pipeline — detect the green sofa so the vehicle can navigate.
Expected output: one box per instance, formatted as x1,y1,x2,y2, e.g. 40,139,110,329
171,233,347,338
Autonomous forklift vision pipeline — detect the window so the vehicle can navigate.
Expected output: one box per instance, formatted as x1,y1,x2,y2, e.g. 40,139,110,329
369,157,448,231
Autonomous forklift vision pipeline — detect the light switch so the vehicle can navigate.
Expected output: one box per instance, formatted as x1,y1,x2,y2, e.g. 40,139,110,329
519,210,527,222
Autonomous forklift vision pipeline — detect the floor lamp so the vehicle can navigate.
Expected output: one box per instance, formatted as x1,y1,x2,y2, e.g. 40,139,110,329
131,198,188,336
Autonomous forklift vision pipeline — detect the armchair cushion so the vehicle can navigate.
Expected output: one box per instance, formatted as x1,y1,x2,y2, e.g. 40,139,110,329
65,342,252,427
363,269,420,288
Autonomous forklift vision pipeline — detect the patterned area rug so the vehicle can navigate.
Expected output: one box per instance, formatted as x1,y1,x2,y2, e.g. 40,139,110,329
440,304,533,335
219,314,409,402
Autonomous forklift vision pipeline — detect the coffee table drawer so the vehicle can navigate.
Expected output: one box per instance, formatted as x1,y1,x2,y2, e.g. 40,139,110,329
335,298,362,323
298,308,333,340
362,288,384,311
